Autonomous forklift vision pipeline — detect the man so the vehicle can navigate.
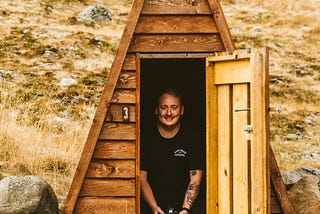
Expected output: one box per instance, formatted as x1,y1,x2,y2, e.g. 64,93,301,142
140,88,205,214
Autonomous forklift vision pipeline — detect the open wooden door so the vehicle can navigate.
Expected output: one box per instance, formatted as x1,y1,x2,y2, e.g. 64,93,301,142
206,48,270,214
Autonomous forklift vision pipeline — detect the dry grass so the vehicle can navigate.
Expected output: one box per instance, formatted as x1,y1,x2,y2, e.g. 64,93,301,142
0,0,319,198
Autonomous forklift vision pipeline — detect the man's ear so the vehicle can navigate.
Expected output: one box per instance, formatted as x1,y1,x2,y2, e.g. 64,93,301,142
155,106,158,115
181,105,184,115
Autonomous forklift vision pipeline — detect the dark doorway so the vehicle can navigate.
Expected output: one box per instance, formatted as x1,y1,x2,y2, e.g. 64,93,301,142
140,58,206,131
140,58,206,213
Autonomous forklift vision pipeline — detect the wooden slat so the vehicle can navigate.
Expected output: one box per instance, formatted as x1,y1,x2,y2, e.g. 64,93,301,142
142,0,212,14
270,148,295,214
232,83,249,213
128,34,224,53
86,159,135,178
106,104,136,122
99,122,136,140
116,71,136,89
213,59,251,84
135,15,218,33
93,141,136,159
75,197,135,214
111,89,136,104
80,179,135,197
123,54,136,71
136,53,141,214
207,0,235,51
217,85,232,214
206,58,219,213
62,0,144,212
250,52,267,213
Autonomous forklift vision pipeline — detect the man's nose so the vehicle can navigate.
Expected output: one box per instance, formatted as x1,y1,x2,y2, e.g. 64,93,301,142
166,108,172,115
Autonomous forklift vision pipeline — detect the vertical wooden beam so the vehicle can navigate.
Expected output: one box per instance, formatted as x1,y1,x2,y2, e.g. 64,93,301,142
207,0,235,51
206,60,219,213
217,85,232,214
135,53,141,214
63,1,145,213
232,84,249,213
250,52,267,213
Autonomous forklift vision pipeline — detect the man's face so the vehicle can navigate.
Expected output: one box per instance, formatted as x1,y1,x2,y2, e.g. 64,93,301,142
155,93,184,128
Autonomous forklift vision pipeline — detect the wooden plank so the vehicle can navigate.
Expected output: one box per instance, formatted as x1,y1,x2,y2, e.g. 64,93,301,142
232,83,249,213
123,54,136,71
136,53,141,214
135,15,218,34
207,0,235,51
217,84,232,214
75,197,135,214
128,34,224,53
62,0,144,212
213,59,251,85
250,52,268,213
111,89,136,104
99,122,136,140
116,71,136,89
106,104,136,122
93,141,136,159
206,58,219,213
270,182,283,213
270,148,295,214
142,0,212,15
86,159,135,178
80,179,135,197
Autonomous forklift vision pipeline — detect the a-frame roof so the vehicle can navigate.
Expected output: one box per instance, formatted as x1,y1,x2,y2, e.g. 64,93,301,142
64,1,234,212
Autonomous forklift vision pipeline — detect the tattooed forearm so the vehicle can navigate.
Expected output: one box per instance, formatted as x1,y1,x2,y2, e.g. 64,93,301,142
187,182,200,192
186,191,196,206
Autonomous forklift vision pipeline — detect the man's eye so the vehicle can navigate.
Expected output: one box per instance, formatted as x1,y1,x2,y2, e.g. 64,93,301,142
171,106,178,110
160,106,167,110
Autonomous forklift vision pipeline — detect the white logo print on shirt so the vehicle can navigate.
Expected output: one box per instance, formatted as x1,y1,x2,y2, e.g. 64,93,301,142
174,149,187,157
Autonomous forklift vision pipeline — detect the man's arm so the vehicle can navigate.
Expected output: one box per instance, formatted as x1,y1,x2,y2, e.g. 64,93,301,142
140,170,165,214
180,169,203,214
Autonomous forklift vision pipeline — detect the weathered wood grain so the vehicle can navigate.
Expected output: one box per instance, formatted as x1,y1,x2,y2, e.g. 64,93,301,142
99,122,136,140
62,0,144,212
74,197,135,214
80,179,135,197
142,0,211,14
123,54,136,71
129,34,224,52
86,159,135,178
106,104,136,122
135,15,218,34
93,141,136,159
116,72,136,89
111,89,136,104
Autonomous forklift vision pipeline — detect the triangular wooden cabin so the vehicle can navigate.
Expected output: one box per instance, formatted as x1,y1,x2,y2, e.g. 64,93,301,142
63,0,294,213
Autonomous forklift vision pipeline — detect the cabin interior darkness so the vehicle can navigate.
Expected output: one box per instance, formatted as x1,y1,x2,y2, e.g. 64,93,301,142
140,58,207,209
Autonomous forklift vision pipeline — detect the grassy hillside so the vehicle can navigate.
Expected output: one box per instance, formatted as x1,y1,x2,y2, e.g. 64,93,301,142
0,0,319,197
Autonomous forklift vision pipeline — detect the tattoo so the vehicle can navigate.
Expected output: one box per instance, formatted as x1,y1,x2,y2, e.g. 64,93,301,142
189,170,198,176
187,182,200,192
186,191,195,206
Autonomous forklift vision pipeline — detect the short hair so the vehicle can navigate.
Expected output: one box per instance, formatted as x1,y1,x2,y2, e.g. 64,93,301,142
157,88,183,106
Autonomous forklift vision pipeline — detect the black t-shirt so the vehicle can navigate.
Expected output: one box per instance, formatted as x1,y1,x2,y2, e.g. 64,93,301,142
140,124,205,211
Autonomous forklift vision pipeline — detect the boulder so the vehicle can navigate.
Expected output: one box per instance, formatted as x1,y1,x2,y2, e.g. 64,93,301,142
287,176,320,214
76,3,112,24
282,166,320,190
0,176,58,214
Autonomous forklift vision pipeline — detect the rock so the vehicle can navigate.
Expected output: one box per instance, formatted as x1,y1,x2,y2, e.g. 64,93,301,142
0,176,58,214
76,3,112,24
59,77,77,86
282,166,320,190
287,176,320,214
